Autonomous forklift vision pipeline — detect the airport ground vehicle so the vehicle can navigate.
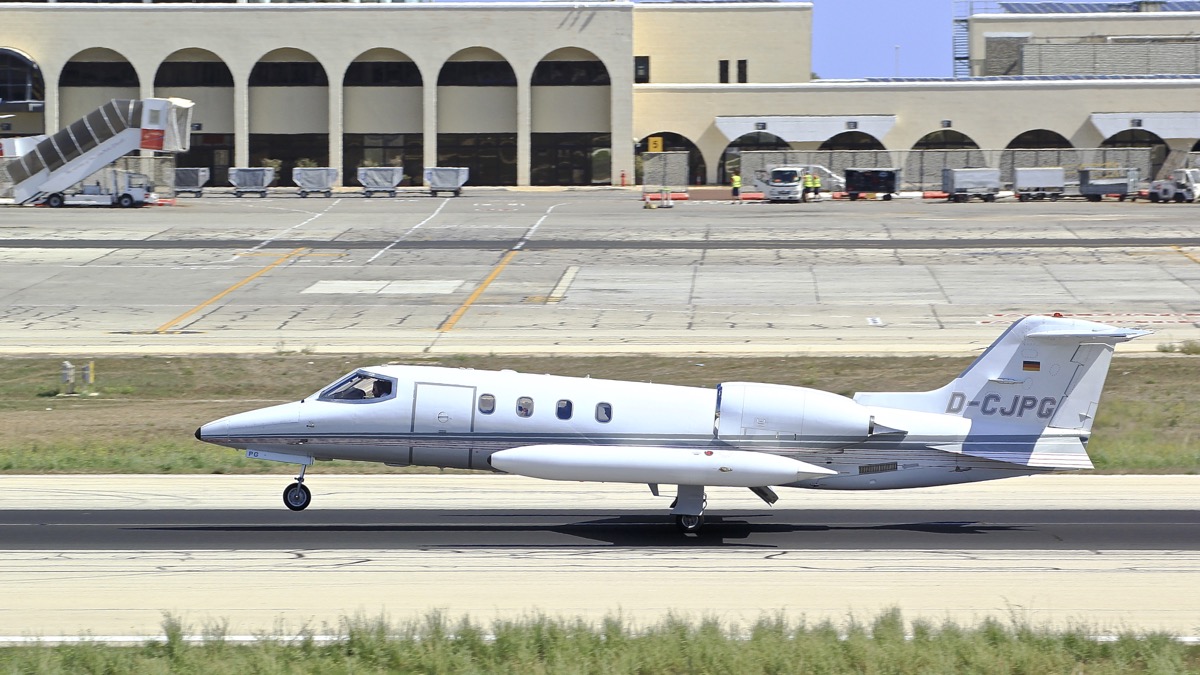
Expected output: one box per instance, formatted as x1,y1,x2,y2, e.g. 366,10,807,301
229,167,275,198
1147,168,1199,203
294,167,338,198
425,167,469,197
174,168,209,197
1078,168,1138,202
1014,167,1065,201
753,166,803,202
843,168,899,201
358,167,405,197
942,168,1000,202
40,169,155,208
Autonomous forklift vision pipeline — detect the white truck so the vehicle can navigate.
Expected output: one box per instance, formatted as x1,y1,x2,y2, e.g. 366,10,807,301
753,166,803,202
1147,168,1200,203
41,169,155,208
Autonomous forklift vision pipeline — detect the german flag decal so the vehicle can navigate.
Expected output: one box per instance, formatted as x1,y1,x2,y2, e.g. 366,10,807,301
1022,361,1040,372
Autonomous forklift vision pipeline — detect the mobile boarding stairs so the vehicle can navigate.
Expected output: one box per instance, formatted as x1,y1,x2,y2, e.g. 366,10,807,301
2,98,193,206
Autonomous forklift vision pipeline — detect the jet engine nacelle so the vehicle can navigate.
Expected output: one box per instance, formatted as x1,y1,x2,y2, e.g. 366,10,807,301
717,382,873,449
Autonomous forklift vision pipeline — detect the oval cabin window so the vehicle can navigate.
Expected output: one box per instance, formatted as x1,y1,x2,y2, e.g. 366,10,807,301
516,396,534,418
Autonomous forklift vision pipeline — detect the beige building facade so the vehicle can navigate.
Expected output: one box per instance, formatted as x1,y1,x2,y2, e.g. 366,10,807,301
1,1,1198,186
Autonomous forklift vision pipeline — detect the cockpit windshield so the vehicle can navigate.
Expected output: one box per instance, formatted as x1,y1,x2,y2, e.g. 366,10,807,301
319,372,395,402
772,169,799,183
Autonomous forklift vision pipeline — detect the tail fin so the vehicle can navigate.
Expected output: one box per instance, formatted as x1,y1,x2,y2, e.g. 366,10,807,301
855,316,1149,468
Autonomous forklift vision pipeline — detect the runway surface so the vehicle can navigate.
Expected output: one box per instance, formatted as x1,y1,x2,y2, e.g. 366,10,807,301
2,475,1198,637
2,508,1196,551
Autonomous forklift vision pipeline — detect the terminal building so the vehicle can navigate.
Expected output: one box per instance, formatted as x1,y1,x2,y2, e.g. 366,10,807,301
1,0,1199,187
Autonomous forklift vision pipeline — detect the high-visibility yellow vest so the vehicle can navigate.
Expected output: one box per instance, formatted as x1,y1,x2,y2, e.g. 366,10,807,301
731,175,742,188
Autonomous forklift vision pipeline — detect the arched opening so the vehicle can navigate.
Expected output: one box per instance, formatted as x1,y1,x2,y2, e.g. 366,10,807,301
0,48,45,137
912,130,979,150
818,131,885,151
718,131,789,185
156,48,234,185
635,132,706,186
1006,129,1073,149
437,47,517,186
1192,139,1200,152
59,48,138,126
1103,129,1168,179
343,48,423,187
531,47,611,186
249,48,329,187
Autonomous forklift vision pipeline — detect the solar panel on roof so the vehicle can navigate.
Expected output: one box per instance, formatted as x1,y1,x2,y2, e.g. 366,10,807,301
997,1,1200,12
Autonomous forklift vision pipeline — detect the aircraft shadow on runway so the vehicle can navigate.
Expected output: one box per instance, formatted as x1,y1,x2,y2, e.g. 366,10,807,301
139,513,1023,549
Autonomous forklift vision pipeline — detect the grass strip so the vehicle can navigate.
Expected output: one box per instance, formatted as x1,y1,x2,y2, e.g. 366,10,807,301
0,354,1197,474
1,610,1197,674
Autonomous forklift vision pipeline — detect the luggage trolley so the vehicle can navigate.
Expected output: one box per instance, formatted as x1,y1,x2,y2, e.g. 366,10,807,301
174,168,210,197
424,167,469,197
229,167,275,198
357,167,405,198
293,167,338,198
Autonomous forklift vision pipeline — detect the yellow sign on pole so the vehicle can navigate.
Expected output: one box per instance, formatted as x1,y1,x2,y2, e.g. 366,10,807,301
647,136,663,153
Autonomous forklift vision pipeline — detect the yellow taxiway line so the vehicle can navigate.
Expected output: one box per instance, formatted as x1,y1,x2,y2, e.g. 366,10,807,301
438,250,519,332
153,247,308,334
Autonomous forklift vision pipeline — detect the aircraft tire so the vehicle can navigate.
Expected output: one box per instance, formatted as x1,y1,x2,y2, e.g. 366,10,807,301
675,514,704,534
283,482,311,511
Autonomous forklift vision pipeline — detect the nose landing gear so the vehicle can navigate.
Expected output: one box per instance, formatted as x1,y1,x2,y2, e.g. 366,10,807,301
283,464,312,511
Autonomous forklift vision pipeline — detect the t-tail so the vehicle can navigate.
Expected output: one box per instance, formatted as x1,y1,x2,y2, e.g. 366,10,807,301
855,315,1150,470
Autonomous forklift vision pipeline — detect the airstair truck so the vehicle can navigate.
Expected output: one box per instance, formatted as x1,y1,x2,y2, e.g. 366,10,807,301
3,98,194,207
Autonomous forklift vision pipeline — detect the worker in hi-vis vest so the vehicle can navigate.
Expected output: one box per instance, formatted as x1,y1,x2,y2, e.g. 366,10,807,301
731,173,742,201
803,171,821,202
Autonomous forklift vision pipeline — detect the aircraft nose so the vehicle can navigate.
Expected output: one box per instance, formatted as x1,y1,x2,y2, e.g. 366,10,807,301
194,426,202,441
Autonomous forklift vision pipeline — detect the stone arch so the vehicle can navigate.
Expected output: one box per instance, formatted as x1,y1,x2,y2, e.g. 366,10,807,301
1006,129,1073,149
635,132,707,186
437,47,518,185
818,131,885,151
912,129,979,150
1102,128,1168,180
531,47,611,185
719,131,789,185
0,47,45,136
342,48,423,187
59,48,138,125
155,48,234,184
249,48,329,186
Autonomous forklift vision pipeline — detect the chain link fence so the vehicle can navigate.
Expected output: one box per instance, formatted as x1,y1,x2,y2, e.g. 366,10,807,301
740,148,1153,192
639,152,690,193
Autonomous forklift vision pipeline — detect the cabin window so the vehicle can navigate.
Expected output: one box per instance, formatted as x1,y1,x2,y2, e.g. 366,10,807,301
516,396,534,418
319,372,394,403
556,399,573,420
595,402,613,423
479,394,496,414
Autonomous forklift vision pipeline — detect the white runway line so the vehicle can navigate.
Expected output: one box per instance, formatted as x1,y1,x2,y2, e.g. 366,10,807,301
367,198,451,263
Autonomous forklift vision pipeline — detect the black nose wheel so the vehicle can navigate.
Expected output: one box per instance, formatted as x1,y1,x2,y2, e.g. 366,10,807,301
675,514,704,534
283,482,311,511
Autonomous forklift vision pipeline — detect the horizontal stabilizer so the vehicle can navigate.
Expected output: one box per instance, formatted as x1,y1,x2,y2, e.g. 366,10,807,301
489,445,836,487
933,436,1092,470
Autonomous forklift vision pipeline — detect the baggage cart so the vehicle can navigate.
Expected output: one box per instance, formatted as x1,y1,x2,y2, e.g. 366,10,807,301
357,167,405,198
1078,167,1138,202
229,167,275,198
293,167,338,198
174,167,210,197
424,167,469,197
942,167,1001,202
1013,167,1065,201
843,168,899,201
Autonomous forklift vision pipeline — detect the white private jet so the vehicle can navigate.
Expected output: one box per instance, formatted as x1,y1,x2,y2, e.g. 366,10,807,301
197,315,1147,533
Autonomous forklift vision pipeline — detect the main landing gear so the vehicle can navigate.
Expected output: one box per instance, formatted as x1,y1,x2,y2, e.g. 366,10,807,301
283,464,312,511
671,485,707,534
